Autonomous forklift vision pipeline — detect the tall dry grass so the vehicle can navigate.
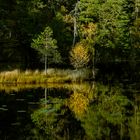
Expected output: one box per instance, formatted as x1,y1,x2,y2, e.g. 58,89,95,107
0,68,92,84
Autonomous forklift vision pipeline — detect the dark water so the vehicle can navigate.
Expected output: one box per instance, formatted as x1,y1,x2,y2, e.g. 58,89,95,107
0,83,139,140
0,74,140,139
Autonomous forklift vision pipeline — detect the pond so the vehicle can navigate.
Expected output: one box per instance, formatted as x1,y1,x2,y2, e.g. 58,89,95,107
0,80,140,140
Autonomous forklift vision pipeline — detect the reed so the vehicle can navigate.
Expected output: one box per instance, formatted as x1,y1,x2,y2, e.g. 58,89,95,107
0,68,92,84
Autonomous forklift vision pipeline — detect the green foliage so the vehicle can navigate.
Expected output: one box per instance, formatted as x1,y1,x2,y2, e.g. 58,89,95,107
31,26,62,64
131,18,140,48
129,105,140,140
80,83,132,139
76,0,134,63
31,96,71,139
78,0,100,23
96,0,131,49
78,0,132,49
50,11,73,63
31,107,58,136
0,0,137,70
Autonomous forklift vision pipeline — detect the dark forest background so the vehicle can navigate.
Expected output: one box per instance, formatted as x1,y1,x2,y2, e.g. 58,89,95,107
0,0,140,72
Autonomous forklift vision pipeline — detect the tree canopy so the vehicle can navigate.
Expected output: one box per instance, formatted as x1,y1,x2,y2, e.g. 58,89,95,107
0,0,138,70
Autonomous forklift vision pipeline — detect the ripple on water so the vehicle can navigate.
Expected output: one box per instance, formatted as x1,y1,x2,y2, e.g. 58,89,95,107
17,110,26,113
11,122,21,126
16,99,26,101
2,105,7,108
28,102,39,105
0,107,8,111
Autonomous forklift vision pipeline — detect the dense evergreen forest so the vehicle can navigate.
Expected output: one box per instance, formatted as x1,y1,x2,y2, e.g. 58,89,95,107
0,0,140,72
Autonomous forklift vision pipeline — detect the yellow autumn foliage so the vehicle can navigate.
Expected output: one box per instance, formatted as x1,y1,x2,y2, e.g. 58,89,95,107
80,22,96,40
63,14,73,24
69,92,89,117
70,42,90,69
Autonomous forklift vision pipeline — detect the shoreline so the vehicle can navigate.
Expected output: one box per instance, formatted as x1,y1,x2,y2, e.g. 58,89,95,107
0,68,92,84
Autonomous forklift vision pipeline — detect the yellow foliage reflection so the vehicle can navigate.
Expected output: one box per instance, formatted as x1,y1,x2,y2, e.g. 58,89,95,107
69,92,89,117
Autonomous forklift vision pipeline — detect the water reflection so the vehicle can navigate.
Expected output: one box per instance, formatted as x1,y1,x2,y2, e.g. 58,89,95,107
0,87,45,140
0,82,140,139
30,82,133,140
80,84,132,140
129,93,140,140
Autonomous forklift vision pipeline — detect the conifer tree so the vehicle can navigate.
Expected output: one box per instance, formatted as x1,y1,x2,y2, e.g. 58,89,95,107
31,26,61,74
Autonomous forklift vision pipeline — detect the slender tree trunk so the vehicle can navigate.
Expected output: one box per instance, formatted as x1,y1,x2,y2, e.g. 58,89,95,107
45,88,47,107
45,55,47,75
73,17,77,46
73,1,78,46
92,48,95,79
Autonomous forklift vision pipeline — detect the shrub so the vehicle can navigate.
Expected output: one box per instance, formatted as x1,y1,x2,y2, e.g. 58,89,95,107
69,42,90,69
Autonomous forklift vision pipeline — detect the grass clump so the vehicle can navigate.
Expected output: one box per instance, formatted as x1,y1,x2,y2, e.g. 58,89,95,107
0,68,92,84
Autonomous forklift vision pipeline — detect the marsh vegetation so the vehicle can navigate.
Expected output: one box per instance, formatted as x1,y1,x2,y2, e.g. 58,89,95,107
0,68,92,84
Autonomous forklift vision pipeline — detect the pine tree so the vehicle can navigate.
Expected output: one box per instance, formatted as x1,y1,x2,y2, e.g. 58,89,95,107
31,26,61,74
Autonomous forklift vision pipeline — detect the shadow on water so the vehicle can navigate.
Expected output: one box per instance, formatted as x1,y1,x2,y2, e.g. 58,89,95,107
96,61,140,84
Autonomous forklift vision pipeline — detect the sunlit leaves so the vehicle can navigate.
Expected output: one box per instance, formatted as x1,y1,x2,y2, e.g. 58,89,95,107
79,23,96,41
68,92,89,117
63,14,73,24
69,42,90,69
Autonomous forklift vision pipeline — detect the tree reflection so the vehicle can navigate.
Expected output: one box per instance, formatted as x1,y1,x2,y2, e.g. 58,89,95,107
129,94,140,140
80,83,132,140
31,95,66,139
69,92,89,117
31,87,85,139
31,82,136,140
67,82,94,119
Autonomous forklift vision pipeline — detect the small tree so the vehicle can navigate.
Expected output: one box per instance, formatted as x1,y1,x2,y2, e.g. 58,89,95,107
69,41,90,69
31,26,61,74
